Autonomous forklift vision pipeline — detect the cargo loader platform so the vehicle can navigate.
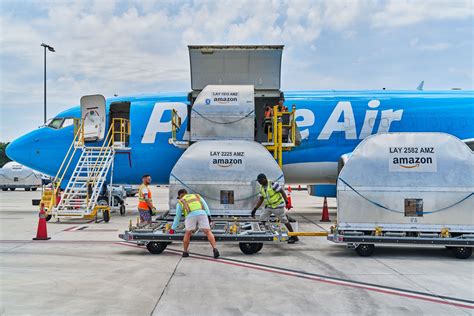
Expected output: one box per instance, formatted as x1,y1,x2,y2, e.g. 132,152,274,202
120,215,294,255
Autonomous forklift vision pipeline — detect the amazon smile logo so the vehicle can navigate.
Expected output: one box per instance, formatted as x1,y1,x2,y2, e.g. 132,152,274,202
212,158,243,168
214,97,238,104
392,157,433,169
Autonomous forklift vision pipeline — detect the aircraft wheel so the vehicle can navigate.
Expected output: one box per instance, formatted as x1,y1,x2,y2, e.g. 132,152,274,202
9,188,15,191
239,242,261,255
452,247,472,259
2,188,8,191
355,244,375,257
120,204,126,216
255,243,264,253
146,242,168,254
25,187,30,191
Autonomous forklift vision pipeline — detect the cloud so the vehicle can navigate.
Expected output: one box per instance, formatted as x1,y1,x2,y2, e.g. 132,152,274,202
0,0,473,141
410,38,451,51
372,0,473,27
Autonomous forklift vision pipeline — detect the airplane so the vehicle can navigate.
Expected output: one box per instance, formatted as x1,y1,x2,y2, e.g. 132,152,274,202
6,89,474,198
5,46,474,198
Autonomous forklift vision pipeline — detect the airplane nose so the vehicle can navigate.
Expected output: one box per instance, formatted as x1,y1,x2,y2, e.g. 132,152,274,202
6,131,38,166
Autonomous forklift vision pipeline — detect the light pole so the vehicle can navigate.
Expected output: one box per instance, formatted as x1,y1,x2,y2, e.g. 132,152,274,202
41,43,55,124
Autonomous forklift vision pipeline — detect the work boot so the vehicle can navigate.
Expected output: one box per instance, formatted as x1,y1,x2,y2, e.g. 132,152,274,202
287,236,299,244
182,251,189,257
213,248,220,259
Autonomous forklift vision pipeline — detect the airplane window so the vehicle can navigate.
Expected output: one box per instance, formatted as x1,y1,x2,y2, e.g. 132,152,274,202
48,118,64,129
62,118,74,128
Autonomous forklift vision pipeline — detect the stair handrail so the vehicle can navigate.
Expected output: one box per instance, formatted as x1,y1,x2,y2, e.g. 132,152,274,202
48,120,84,208
85,118,130,209
85,122,115,208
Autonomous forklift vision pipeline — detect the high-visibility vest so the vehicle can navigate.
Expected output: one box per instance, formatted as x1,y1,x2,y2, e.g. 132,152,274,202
138,184,152,209
265,108,273,118
260,181,284,208
178,194,204,217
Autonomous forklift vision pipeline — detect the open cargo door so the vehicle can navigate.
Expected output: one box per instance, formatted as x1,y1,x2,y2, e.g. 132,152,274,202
189,45,283,92
80,94,106,142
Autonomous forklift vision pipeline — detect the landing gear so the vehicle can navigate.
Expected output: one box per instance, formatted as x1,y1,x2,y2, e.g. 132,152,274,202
452,247,472,259
146,242,168,254
239,242,264,255
355,244,375,257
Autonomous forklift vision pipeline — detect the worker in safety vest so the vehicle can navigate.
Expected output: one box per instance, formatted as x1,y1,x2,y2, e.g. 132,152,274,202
251,173,299,243
170,189,220,258
263,105,273,135
277,99,288,112
137,174,156,225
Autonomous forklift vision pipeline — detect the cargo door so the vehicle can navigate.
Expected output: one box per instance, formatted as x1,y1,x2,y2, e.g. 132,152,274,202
189,45,283,91
80,94,106,142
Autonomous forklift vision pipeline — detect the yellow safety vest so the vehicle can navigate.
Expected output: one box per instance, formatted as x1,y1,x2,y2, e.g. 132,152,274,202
138,184,152,209
260,181,284,208
178,194,204,217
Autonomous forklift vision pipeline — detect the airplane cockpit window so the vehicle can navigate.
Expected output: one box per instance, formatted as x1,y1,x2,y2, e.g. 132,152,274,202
62,118,74,128
47,117,75,129
48,118,64,129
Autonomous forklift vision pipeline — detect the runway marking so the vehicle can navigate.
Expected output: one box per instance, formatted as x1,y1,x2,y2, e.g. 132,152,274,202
62,226,78,232
2,239,472,309
114,242,474,310
61,225,118,232
0,240,118,244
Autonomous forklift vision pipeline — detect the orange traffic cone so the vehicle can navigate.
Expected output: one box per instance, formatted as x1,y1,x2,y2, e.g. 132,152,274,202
320,197,331,222
286,186,293,209
33,203,50,240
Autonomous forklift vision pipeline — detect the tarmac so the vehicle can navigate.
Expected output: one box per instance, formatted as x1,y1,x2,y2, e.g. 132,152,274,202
0,187,473,315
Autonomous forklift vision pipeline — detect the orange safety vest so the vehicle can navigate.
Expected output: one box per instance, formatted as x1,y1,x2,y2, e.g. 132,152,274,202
265,108,273,118
138,184,152,209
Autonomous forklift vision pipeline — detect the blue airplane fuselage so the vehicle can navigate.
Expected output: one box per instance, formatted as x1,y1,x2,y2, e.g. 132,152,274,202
6,90,474,191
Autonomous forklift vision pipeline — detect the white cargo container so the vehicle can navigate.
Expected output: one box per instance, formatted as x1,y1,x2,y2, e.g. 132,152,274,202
328,133,474,259
0,162,42,191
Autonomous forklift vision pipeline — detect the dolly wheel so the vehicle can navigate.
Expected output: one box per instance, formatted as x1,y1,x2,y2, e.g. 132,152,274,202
239,242,261,255
452,247,472,259
120,204,126,216
45,214,52,222
355,244,375,257
146,242,168,254
103,210,110,223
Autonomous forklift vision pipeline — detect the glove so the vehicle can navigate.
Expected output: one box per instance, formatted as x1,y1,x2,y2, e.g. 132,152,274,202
285,201,292,210
251,209,257,218
150,207,157,215
169,229,175,235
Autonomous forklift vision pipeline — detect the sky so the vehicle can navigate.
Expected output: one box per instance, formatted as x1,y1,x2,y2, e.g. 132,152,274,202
0,0,473,141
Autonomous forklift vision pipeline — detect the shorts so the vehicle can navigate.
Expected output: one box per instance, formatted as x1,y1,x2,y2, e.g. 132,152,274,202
259,207,288,223
185,214,210,231
138,208,152,222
